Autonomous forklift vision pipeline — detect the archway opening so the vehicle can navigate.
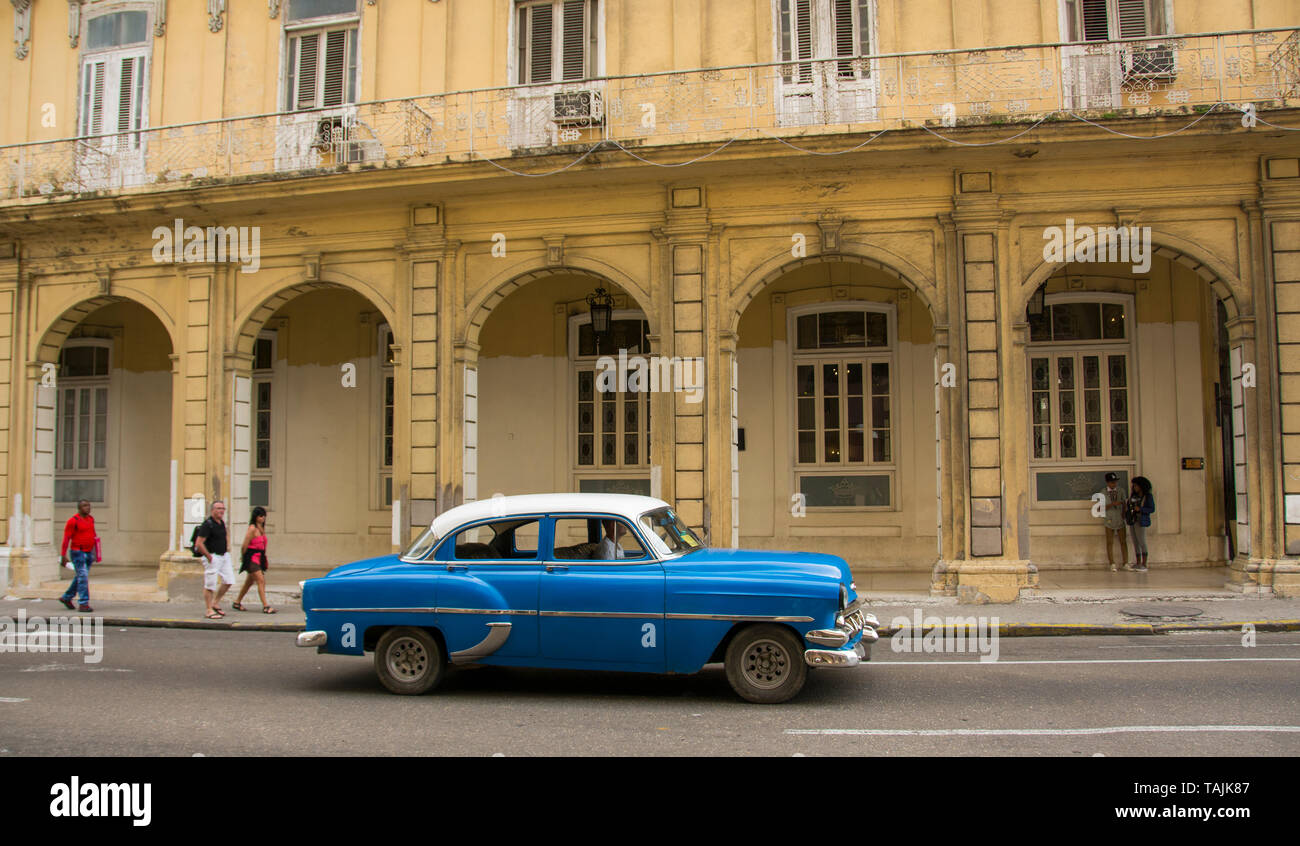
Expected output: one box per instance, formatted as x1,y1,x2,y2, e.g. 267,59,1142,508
31,299,173,589
1020,250,1242,576
734,258,938,578
231,287,396,568
476,273,656,501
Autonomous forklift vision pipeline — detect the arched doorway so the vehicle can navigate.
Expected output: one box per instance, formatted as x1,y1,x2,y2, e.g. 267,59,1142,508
472,271,659,502
230,284,400,568
27,296,174,587
731,255,941,576
1016,243,1249,574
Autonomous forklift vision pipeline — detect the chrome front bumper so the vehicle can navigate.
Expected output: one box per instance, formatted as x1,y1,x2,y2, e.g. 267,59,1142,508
804,599,879,667
296,630,327,648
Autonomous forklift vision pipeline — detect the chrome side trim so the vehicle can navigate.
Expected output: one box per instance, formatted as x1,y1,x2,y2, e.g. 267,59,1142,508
309,607,439,614
538,610,665,619
436,607,538,616
665,613,815,623
450,622,512,664
805,648,861,668
296,630,327,648
309,606,538,616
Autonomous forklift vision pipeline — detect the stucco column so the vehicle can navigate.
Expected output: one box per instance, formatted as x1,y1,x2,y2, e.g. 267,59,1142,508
943,201,1037,602
404,249,441,534
1260,211,1300,595
930,322,966,593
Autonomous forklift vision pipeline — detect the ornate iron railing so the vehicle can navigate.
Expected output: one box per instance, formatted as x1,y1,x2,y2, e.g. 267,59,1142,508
2,28,1296,202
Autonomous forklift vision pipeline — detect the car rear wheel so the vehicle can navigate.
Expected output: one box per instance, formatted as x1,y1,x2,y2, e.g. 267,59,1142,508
724,624,807,704
374,627,445,695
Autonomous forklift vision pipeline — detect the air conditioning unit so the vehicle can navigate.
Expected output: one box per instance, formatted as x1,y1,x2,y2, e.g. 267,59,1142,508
552,90,603,125
1124,45,1176,80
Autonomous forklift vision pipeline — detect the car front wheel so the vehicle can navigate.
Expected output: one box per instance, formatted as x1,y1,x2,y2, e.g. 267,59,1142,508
374,627,445,695
724,624,808,704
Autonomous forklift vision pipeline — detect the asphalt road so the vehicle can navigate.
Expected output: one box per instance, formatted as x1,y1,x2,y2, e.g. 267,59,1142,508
2,628,1298,756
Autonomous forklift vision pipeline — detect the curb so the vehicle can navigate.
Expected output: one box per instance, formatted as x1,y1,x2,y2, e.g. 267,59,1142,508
875,620,1300,637
100,616,303,633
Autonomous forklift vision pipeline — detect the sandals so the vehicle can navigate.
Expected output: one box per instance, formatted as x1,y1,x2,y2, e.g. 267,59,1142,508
204,611,222,619
231,601,244,611
210,606,226,616
262,606,277,614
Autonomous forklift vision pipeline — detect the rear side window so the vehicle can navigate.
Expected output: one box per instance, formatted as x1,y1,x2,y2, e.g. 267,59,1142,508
551,517,648,561
449,519,540,561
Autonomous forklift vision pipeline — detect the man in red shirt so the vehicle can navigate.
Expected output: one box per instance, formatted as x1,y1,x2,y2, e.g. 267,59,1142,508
59,499,98,612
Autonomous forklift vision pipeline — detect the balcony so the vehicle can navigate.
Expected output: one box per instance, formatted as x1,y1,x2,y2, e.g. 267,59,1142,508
1,28,1296,204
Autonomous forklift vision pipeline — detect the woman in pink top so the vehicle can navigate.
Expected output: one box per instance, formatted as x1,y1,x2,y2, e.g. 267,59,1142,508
232,506,275,613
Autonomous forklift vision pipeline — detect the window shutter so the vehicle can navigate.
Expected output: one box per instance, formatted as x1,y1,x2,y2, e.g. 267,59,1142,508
1081,0,1109,40
116,56,135,134
1116,0,1148,38
528,4,554,83
80,61,107,136
295,33,320,109
856,0,871,55
321,29,348,107
561,0,586,81
832,0,855,58
793,0,813,82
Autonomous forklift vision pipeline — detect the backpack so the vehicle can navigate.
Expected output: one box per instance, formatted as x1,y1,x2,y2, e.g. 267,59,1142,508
188,522,204,557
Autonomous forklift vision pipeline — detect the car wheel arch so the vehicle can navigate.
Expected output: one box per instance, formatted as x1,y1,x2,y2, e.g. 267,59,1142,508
707,621,804,665
363,624,447,656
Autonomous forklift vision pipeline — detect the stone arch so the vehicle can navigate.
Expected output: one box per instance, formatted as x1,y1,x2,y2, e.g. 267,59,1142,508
728,244,943,336
463,257,655,349
1016,230,1248,320
35,289,177,364
233,273,400,358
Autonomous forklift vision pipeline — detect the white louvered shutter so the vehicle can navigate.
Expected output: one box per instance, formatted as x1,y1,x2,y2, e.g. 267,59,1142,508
832,0,855,77
117,55,145,145
80,60,106,136
293,33,320,108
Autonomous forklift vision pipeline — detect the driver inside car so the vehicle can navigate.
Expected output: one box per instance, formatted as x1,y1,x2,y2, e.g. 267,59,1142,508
596,519,626,560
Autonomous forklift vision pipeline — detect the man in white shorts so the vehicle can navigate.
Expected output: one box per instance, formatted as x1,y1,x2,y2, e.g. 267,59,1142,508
195,501,234,619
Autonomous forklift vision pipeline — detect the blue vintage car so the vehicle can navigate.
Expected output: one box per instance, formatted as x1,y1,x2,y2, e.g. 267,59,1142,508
297,493,878,703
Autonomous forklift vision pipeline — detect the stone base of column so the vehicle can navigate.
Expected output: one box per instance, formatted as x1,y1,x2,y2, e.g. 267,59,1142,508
1226,558,1300,597
0,545,58,591
932,559,1038,603
159,551,206,601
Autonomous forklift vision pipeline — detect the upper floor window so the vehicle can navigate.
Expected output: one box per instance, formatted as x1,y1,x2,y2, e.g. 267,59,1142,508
777,0,873,82
285,1,359,111
516,0,600,84
1063,0,1169,41
78,10,151,142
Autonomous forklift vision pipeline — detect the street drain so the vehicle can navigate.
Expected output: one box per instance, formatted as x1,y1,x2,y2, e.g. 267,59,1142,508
1120,604,1204,618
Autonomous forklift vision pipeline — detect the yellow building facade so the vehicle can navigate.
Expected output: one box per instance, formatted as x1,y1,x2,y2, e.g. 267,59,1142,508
1,0,1298,601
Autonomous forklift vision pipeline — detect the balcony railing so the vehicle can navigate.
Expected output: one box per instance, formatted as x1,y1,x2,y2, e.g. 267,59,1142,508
2,28,1296,203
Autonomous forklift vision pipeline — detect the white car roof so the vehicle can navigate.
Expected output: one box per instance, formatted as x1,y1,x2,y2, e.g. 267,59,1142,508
429,493,672,538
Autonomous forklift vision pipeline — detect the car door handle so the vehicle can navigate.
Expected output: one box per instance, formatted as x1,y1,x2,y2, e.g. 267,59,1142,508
545,564,568,572
446,563,467,572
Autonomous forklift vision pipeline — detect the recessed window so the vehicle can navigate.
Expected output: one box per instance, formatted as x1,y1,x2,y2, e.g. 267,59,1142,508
1029,300,1128,342
288,0,358,22
516,0,600,84
86,11,148,50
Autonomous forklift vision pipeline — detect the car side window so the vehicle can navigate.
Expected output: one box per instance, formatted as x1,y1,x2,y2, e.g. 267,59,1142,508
551,517,648,561
450,519,540,561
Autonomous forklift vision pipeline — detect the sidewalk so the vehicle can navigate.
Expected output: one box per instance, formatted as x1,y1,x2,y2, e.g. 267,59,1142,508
4,588,1299,636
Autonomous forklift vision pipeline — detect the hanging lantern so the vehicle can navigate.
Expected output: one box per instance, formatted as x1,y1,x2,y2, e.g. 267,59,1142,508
586,286,614,335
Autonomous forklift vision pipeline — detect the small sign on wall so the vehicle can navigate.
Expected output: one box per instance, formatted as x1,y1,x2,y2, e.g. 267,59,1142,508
1181,457,1204,470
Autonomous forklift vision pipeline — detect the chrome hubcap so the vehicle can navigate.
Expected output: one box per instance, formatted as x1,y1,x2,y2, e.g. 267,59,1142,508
741,639,790,689
386,637,428,681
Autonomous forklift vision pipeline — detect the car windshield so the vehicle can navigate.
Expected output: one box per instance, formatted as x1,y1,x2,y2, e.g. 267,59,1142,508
639,507,705,556
401,524,440,561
